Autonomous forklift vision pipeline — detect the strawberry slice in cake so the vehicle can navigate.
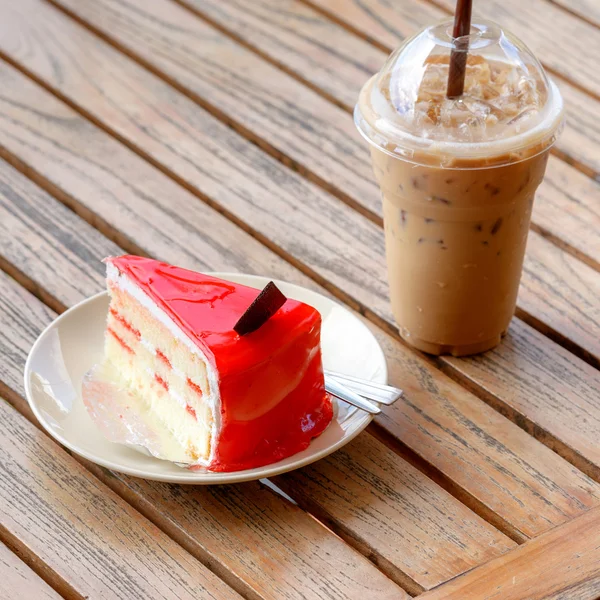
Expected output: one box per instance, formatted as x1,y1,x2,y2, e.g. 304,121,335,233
103,255,333,472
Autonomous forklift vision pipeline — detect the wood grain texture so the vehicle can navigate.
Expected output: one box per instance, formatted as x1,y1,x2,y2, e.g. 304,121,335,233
305,0,444,49
0,146,410,600
2,0,599,364
432,0,600,98
108,477,410,600
0,162,516,594
419,505,600,600
2,70,600,545
0,543,62,600
305,0,600,181
0,2,597,598
546,0,600,28
1,15,600,542
0,286,241,600
443,317,600,480
553,79,600,181
45,0,381,218
519,233,600,365
533,156,600,270
0,62,316,294
179,0,384,110
274,434,514,592
181,0,600,269
0,396,240,600
370,320,600,540
311,0,600,101
0,2,386,302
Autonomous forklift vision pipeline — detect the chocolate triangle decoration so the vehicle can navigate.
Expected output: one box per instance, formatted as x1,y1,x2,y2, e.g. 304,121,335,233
233,281,287,335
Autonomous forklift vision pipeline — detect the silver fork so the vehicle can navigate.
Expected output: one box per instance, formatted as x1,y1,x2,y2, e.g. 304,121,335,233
324,370,403,415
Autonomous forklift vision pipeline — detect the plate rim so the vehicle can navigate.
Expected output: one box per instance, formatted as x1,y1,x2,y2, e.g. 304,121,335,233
24,273,387,484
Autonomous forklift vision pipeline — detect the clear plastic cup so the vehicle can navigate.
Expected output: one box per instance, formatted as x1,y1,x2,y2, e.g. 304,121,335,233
355,19,564,356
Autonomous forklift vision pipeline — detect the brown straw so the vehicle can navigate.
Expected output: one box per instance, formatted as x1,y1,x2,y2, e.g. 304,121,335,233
446,0,473,98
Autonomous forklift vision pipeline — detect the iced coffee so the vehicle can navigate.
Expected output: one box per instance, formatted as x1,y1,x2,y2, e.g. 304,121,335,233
355,21,564,355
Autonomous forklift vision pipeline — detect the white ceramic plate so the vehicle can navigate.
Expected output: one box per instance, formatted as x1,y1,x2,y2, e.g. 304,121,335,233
24,273,387,484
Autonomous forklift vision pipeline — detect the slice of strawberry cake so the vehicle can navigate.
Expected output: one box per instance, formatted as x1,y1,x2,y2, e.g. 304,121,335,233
102,255,333,471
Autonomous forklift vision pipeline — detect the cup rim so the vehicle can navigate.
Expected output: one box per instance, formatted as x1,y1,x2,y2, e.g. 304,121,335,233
355,79,564,170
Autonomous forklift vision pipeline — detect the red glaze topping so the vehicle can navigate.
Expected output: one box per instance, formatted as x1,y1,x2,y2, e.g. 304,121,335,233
107,255,332,471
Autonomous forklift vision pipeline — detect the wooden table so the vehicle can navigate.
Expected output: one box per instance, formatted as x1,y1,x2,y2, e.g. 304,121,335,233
1,0,599,598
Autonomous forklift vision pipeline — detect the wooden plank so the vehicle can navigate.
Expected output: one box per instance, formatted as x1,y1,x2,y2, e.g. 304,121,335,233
0,160,516,594
179,0,385,110
0,543,62,600
0,395,241,600
552,79,600,181
303,0,600,181
0,14,600,543
519,233,600,366
44,0,382,219
274,434,514,592
533,156,600,271
0,289,242,600
443,317,600,481
433,0,600,99
103,474,410,600
305,0,443,49
20,0,600,349
419,505,600,600
309,0,600,100
547,0,600,29
182,0,600,269
0,165,409,600
370,320,600,538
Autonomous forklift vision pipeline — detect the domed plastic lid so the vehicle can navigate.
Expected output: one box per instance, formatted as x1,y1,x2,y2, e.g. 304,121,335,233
355,19,564,168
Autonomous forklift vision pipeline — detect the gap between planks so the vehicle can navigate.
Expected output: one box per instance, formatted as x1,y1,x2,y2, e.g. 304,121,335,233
0,240,527,560
40,0,382,231
529,221,600,274
514,306,600,372
1,0,599,545
410,0,600,104
34,0,600,300
175,0,600,188
295,0,600,184
366,422,528,543
0,523,82,600
1,66,600,523
0,5,597,378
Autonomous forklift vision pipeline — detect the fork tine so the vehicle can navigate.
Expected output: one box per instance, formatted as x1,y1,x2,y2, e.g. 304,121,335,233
324,370,402,405
325,377,381,414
